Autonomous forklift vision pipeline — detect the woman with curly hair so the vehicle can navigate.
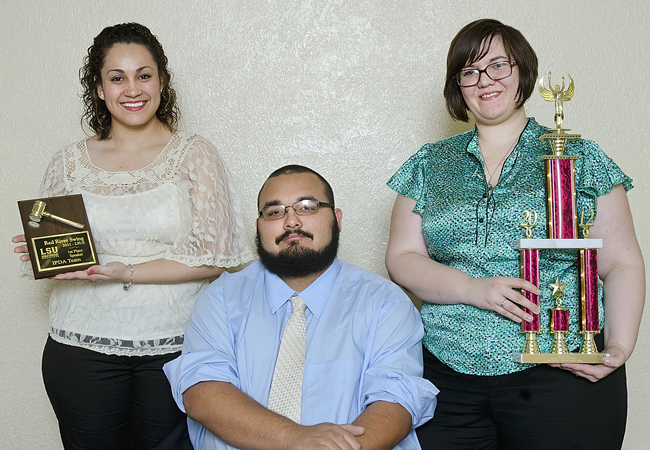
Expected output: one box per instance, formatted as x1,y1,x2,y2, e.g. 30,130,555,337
13,22,253,449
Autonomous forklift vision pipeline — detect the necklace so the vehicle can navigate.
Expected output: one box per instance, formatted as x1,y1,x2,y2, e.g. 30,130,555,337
478,138,519,192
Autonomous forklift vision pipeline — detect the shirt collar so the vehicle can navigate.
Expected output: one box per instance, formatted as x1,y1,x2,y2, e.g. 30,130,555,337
465,127,481,159
464,118,537,170
264,257,342,319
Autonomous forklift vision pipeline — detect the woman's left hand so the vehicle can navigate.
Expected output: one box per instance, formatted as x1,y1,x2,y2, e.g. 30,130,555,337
549,343,628,383
553,186,646,384
53,262,130,283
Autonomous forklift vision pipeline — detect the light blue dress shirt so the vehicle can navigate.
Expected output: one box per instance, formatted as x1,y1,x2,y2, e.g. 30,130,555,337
164,258,438,450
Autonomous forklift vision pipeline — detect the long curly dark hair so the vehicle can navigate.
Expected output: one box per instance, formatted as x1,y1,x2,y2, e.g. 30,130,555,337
80,23,180,139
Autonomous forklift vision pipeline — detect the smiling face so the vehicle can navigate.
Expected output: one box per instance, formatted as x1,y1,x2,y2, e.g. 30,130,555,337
96,43,162,132
256,172,342,280
459,38,525,127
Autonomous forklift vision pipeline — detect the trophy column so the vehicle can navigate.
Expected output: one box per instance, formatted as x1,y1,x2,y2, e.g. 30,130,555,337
545,157,577,239
578,212,600,354
519,212,540,354
549,278,570,354
521,248,541,353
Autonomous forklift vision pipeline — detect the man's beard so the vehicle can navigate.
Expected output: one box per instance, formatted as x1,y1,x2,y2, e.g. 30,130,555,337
256,220,339,279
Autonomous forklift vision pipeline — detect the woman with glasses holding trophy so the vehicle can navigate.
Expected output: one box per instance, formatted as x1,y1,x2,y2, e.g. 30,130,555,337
386,19,644,450
12,23,253,450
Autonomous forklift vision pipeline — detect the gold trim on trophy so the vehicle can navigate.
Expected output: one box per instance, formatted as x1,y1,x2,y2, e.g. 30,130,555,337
578,211,595,239
520,210,537,239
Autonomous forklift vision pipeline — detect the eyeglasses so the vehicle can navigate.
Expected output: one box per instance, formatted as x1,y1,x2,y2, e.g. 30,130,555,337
456,61,516,87
259,199,335,221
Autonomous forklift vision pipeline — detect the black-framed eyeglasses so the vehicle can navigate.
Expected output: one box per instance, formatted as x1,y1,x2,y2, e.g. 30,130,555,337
456,61,516,87
258,199,335,221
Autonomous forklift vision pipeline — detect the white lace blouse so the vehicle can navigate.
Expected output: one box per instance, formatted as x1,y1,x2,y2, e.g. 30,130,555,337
35,132,254,356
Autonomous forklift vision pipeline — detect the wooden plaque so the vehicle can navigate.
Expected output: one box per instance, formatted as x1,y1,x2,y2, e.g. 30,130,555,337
18,194,98,279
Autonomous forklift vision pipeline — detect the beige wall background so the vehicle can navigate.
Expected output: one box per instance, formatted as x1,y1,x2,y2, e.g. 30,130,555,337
1,0,648,448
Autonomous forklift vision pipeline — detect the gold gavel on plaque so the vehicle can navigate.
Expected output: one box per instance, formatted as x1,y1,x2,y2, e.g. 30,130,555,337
29,200,84,229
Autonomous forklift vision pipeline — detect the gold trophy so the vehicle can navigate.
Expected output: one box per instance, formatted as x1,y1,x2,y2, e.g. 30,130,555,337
513,73,608,364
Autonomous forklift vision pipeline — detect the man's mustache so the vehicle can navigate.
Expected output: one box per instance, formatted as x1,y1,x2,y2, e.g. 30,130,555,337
275,229,314,245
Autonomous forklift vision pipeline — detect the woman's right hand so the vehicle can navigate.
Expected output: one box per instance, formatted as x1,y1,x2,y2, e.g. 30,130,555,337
12,234,30,262
465,276,541,323
386,195,541,324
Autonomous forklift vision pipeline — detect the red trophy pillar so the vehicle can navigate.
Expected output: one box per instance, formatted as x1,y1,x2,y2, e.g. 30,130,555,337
545,158,577,239
579,212,600,354
549,278,570,354
518,212,541,354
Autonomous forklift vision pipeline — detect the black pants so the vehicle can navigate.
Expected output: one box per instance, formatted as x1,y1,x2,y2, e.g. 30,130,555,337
417,344,627,450
42,336,188,450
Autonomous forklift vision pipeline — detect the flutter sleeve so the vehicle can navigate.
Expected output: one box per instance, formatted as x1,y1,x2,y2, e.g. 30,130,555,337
174,137,254,268
573,139,633,198
387,144,431,215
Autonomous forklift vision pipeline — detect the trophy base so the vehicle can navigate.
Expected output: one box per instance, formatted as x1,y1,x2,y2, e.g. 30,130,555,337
580,330,600,354
513,352,609,364
522,332,541,355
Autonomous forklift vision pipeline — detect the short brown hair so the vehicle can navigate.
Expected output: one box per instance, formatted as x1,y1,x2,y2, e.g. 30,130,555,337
80,23,179,139
444,19,538,122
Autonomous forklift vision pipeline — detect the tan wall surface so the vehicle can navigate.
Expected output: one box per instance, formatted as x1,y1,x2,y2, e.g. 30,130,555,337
1,1,648,448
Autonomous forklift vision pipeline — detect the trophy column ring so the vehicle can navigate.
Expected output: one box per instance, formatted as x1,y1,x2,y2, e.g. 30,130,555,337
29,200,84,229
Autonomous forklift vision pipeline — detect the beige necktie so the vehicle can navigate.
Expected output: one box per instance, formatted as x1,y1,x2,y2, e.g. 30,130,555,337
267,295,307,424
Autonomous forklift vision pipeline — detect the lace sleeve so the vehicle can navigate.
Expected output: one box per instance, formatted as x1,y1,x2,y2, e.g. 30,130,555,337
38,149,70,197
21,149,70,278
174,137,254,268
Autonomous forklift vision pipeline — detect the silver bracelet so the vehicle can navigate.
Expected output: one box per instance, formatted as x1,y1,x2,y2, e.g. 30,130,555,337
123,264,134,291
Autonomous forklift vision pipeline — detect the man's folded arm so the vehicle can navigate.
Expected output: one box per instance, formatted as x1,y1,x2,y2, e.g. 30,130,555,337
354,294,440,449
351,401,412,450
183,380,365,450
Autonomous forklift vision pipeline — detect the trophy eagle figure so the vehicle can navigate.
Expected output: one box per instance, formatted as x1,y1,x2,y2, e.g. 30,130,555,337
538,72,575,128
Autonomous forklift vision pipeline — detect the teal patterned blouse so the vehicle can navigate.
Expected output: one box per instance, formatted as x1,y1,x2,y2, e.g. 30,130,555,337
388,118,632,375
